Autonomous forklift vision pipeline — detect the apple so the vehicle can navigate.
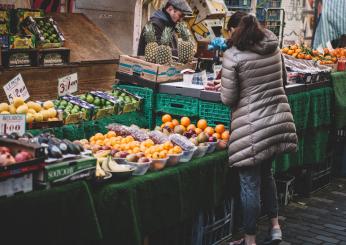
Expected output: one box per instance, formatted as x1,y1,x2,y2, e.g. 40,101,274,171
0,147,10,154
101,145,111,150
209,136,217,142
126,154,139,163
138,157,150,163
136,152,145,158
110,149,119,156
119,151,129,158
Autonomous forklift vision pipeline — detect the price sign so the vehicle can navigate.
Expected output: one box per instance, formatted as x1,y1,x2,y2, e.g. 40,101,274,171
58,73,78,96
3,74,30,103
0,114,26,136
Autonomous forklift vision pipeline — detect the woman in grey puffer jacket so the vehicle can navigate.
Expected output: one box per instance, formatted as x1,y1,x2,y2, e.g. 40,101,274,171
221,14,298,245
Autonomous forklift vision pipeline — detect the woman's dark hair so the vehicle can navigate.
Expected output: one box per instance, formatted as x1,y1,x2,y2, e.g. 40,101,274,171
227,11,248,30
231,14,265,51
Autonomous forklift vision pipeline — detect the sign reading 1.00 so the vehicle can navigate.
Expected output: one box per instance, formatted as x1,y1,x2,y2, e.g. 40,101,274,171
0,114,26,136
3,74,30,103
58,73,78,96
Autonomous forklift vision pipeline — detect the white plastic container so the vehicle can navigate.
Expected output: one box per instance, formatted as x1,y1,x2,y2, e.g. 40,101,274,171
193,145,209,158
126,160,152,176
150,157,169,171
206,141,218,154
167,153,183,166
180,147,197,162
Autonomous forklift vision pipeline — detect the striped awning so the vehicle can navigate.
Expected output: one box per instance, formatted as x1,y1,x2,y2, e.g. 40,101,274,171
313,0,346,49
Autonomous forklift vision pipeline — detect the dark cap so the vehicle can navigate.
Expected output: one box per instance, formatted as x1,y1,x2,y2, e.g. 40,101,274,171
167,0,192,15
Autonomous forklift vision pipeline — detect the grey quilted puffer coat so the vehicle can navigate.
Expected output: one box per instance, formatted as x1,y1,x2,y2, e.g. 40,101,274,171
221,30,298,167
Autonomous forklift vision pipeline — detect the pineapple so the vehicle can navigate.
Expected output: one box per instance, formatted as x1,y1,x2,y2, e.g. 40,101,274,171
156,27,173,65
177,22,195,64
144,23,158,63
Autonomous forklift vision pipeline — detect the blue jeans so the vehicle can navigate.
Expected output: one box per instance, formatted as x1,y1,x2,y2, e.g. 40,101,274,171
238,159,279,235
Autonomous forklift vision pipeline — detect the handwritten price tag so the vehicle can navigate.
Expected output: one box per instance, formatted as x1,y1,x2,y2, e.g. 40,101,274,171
0,114,26,136
58,73,78,96
3,74,30,103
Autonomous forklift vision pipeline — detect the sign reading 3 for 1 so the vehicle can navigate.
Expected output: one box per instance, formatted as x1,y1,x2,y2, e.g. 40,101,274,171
58,73,78,96
3,74,30,103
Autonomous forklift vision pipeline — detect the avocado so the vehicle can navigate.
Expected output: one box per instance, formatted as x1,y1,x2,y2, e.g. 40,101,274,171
79,94,86,101
93,98,101,106
86,94,94,104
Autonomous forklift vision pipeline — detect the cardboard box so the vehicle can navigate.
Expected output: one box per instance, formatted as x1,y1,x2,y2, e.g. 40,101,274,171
190,0,227,23
35,156,96,189
118,55,196,83
0,173,33,197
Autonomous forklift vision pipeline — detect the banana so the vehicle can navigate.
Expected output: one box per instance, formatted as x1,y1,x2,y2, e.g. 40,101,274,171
96,162,106,177
101,158,111,172
93,150,111,159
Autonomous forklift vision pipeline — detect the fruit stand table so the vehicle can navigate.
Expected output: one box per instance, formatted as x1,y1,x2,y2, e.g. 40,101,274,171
91,150,230,245
0,150,230,245
0,181,102,244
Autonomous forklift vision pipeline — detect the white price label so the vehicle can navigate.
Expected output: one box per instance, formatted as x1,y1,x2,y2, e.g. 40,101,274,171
3,74,30,103
0,114,26,136
58,73,78,96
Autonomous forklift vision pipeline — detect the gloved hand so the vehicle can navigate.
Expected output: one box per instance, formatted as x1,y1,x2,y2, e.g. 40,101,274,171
208,37,228,51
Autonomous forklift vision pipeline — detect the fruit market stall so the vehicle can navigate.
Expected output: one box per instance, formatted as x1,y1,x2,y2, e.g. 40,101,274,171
0,9,119,102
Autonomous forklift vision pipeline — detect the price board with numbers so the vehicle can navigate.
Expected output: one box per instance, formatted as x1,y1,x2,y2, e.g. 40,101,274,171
58,73,78,96
3,74,30,103
0,114,26,136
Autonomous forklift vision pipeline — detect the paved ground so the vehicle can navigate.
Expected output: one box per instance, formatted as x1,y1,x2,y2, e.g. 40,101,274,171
255,177,346,245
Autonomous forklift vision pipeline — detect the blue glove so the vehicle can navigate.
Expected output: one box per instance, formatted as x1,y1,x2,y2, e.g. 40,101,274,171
208,37,228,51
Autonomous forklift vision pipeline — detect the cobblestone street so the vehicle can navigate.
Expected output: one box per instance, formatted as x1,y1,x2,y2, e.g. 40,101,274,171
256,178,346,244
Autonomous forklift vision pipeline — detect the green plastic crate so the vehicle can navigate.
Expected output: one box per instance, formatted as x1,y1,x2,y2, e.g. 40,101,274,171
308,87,333,128
116,84,155,110
288,91,310,131
156,93,199,116
199,101,231,128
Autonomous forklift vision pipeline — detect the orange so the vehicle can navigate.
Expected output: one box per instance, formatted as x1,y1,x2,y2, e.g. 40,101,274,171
312,50,319,56
296,48,302,53
165,121,174,129
281,47,289,53
94,133,104,141
180,117,191,127
291,45,298,51
95,140,104,146
195,128,203,135
323,48,329,55
287,49,294,55
221,131,230,140
172,119,179,127
161,123,165,128
213,133,221,139
106,131,116,138
204,126,214,136
305,54,312,60
197,119,208,130
187,124,196,131
297,53,305,59
215,124,225,134
162,114,172,123
292,53,298,58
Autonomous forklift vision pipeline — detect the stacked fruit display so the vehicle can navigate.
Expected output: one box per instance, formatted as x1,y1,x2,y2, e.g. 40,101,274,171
281,45,343,64
54,95,95,123
0,146,34,166
0,97,59,123
79,92,115,110
110,88,141,113
157,115,230,141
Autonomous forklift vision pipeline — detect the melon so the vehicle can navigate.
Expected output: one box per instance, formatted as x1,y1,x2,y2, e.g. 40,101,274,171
9,104,16,114
43,100,54,110
34,113,44,122
16,104,28,114
0,103,9,112
13,97,25,108
26,113,35,123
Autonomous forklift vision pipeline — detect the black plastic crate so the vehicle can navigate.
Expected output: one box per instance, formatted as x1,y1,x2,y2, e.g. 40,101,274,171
293,157,332,197
275,174,295,206
1,48,37,67
37,47,70,66
192,198,234,245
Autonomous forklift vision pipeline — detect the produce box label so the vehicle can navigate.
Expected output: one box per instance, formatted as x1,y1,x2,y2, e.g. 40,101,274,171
3,74,30,103
40,157,96,183
0,114,26,136
58,73,78,96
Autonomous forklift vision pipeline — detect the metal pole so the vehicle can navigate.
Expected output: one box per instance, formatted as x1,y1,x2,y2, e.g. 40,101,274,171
250,0,257,15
